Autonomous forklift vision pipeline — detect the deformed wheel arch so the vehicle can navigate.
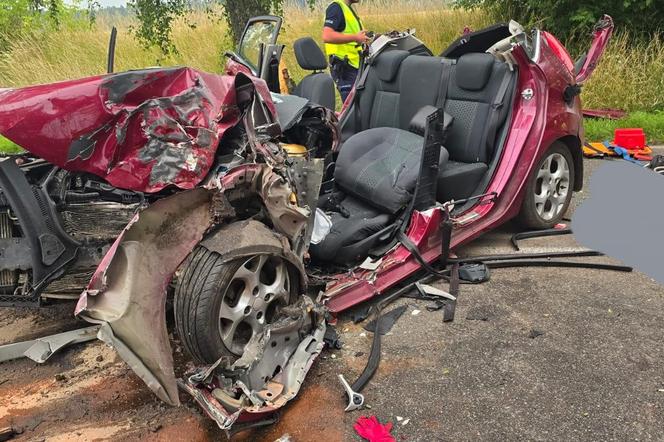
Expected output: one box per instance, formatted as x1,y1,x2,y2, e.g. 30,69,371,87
556,135,583,191
199,219,307,292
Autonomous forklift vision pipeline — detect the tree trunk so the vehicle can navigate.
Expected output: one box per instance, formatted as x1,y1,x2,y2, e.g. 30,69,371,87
225,0,271,44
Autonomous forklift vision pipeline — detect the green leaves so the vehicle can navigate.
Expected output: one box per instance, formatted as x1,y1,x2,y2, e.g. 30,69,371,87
453,0,664,43
129,0,194,55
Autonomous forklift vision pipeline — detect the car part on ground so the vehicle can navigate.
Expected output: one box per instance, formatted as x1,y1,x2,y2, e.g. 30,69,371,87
0,325,99,363
179,295,326,434
510,227,572,250
339,272,441,412
485,260,632,272
453,249,602,263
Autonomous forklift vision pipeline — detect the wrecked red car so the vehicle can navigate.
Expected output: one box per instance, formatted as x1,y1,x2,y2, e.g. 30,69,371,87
0,14,613,432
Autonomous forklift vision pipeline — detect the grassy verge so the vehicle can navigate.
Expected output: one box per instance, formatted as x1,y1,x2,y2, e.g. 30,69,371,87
584,111,664,145
0,136,22,154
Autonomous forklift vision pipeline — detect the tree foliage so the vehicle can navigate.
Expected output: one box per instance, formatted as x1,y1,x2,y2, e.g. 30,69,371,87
0,0,94,53
128,0,288,55
0,0,59,51
455,0,664,42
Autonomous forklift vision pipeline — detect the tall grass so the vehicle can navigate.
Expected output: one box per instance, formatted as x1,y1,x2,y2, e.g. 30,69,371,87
582,32,664,112
0,0,662,115
0,1,491,87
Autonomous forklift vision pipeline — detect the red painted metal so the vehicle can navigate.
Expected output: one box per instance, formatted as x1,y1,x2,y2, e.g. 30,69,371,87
576,15,614,84
582,108,626,120
0,68,274,193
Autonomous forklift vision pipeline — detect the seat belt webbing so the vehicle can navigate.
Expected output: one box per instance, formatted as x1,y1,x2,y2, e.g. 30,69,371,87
484,71,512,155
435,59,454,109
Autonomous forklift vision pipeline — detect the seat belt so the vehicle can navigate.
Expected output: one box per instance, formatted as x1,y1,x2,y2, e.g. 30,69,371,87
435,59,454,109
397,230,450,279
443,263,459,322
484,71,512,156
352,59,372,132
395,230,460,321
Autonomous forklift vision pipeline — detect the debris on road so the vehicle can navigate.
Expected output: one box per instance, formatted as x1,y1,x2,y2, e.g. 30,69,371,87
0,326,99,364
528,329,545,339
364,306,407,335
354,416,395,442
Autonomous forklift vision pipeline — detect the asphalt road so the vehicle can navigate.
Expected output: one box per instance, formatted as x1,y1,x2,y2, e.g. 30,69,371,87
1,153,663,441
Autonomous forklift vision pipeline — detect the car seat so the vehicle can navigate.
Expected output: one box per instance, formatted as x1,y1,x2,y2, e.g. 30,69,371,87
292,37,336,111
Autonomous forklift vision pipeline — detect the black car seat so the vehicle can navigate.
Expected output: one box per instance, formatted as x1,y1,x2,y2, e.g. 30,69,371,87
437,53,515,202
292,37,336,110
309,124,447,265
310,54,452,265
310,51,515,265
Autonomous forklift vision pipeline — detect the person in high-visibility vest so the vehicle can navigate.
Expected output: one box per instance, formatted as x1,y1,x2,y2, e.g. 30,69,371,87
322,0,370,103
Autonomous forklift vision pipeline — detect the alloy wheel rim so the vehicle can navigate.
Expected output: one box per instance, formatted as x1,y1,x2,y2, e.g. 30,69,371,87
218,255,290,356
534,152,570,221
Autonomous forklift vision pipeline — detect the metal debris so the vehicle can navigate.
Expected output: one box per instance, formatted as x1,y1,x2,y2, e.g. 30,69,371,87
0,326,99,364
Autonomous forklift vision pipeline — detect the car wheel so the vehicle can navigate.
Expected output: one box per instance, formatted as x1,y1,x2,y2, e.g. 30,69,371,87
516,142,575,230
174,246,297,364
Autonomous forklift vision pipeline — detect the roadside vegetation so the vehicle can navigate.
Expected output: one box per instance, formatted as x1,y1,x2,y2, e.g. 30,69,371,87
0,0,663,152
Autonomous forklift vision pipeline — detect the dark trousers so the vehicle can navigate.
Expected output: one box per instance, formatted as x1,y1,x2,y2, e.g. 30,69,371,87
330,60,358,104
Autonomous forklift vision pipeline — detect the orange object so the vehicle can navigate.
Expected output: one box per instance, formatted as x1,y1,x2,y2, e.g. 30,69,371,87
614,128,646,149
583,141,652,160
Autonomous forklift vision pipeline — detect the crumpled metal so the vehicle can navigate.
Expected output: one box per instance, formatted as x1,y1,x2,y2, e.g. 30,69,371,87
0,68,275,192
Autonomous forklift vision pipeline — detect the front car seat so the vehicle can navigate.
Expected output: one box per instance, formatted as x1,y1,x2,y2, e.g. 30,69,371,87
292,37,336,110
310,109,449,265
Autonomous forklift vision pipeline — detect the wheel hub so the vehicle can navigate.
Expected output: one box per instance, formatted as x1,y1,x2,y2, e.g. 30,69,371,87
534,152,570,221
218,255,290,356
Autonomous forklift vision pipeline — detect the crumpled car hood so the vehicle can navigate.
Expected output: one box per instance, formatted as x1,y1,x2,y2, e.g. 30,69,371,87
0,67,275,192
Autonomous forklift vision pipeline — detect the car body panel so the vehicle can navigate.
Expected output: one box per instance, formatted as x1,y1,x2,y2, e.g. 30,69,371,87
575,15,614,84
75,187,216,405
0,68,275,193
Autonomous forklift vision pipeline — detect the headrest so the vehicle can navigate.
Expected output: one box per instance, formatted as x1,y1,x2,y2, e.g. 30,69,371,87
455,53,495,91
294,37,328,71
372,50,410,82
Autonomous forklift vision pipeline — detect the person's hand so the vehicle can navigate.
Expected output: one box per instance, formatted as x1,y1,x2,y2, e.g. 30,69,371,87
355,30,371,44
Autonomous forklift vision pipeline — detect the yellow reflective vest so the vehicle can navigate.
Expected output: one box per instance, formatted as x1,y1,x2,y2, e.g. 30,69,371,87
324,0,363,69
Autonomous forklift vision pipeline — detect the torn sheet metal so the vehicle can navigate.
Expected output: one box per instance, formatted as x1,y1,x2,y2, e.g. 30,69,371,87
0,326,99,363
75,188,216,405
0,69,275,193
179,296,326,431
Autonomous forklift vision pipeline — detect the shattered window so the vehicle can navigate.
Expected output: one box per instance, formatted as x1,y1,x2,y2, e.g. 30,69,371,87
238,21,278,73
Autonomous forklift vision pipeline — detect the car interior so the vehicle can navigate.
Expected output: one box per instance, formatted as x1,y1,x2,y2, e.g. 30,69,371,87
232,19,521,266
308,31,518,266
291,37,336,111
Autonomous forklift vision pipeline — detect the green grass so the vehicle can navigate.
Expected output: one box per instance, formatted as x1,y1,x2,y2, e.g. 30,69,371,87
584,111,664,145
0,136,21,154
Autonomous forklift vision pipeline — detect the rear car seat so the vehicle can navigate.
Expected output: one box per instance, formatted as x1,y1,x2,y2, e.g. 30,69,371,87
438,53,515,202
